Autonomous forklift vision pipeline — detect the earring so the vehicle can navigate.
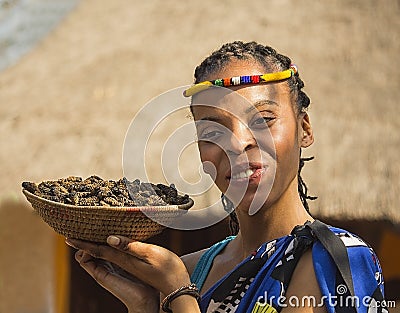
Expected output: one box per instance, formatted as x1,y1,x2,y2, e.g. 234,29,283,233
221,193,234,213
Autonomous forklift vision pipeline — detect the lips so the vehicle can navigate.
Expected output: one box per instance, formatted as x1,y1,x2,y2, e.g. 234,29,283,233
226,162,267,182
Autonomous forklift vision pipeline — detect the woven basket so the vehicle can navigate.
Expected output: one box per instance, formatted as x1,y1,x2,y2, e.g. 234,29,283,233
22,189,193,243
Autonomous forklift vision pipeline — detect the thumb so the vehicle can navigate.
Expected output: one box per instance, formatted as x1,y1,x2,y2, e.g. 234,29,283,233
106,235,170,266
107,235,138,251
107,235,149,260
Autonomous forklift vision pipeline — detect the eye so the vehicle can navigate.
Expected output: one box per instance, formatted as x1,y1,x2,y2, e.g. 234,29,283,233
253,117,274,125
198,128,224,141
250,115,275,129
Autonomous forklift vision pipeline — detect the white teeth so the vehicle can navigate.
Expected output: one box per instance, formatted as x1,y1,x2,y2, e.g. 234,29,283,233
245,169,253,177
232,168,255,180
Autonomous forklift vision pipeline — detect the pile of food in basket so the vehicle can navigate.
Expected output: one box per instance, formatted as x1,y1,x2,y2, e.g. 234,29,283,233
22,175,193,243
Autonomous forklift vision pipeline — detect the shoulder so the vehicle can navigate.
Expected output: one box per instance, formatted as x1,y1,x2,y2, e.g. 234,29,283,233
312,224,380,273
310,223,374,255
316,225,377,262
328,226,371,247
311,224,385,306
180,248,208,276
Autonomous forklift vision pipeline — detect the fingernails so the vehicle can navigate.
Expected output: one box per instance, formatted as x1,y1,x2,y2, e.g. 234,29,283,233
107,235,120,246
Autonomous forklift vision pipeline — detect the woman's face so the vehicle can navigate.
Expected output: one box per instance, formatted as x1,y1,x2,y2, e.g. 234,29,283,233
191,59,312,214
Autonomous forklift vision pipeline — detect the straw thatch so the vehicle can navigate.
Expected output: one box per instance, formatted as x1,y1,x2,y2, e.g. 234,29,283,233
0,0,399,226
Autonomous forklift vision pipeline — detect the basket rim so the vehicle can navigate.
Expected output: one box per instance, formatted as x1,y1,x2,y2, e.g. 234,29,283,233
22,188,194,212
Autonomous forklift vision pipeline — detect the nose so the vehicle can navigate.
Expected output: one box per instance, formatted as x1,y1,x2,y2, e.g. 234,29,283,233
225,121,256,155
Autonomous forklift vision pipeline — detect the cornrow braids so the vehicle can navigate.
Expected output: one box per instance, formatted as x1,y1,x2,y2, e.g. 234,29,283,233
194,41,316,235
194,41,311,114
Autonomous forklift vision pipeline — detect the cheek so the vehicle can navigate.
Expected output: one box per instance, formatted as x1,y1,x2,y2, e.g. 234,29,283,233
198,144,225,180
198,143,233,195
268,119,300,167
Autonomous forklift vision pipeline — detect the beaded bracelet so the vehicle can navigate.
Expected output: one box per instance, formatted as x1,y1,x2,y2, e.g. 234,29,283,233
161,283,201,312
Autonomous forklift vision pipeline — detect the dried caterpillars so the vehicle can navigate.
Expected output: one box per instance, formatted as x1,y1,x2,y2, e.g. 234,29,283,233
22,176,190,207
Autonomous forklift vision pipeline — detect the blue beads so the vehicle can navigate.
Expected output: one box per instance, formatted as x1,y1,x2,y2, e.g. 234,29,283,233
240,76,251,84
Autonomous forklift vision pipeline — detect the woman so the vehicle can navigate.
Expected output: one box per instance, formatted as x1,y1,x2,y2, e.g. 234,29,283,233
66,41,386,313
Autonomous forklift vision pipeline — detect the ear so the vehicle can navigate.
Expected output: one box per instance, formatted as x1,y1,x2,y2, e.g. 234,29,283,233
299,112,314,148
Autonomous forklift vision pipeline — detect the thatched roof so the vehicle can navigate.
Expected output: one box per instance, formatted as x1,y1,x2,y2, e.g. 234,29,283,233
0,0,399,225
312,200,400,226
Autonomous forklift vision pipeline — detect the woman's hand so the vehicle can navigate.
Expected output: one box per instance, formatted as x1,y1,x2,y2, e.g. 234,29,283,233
73,249,159,312
66,236,195,312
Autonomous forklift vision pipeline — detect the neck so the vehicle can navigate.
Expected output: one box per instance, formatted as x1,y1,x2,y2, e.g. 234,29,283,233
231,177,313,259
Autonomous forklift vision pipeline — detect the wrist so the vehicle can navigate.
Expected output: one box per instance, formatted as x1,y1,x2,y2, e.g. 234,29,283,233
161,283,200,313
169,295,200,313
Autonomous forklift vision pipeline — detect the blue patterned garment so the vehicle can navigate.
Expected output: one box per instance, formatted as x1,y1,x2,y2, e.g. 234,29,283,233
191,222,387,313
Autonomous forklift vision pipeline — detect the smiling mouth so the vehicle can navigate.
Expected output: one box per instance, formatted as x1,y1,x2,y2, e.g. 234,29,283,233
227,164,267,181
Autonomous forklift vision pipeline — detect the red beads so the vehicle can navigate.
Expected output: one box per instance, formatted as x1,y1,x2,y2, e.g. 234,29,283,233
251,75,260,83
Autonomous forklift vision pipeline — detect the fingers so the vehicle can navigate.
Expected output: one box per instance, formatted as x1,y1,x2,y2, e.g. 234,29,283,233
75,250,159,312
66,238,138,271
66,237,190,295
106,236,189,284
75,250,113,284
67,237,145,261
67,236,168,270
66,238,157,282
66,239,116,260
66,237,151,271
106,235,160,264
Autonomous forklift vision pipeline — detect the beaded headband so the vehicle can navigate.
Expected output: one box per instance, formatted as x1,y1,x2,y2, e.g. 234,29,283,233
183,64,298,97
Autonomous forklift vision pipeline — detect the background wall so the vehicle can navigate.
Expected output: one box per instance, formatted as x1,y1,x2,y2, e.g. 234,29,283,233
0,0,399,312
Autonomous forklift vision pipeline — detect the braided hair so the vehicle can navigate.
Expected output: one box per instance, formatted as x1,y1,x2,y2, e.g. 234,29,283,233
193,41,316,235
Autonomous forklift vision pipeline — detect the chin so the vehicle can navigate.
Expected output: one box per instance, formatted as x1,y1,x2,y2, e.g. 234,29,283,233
227,185,273,216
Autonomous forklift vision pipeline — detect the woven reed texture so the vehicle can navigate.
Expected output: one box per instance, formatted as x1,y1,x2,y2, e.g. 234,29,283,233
22,189,193,243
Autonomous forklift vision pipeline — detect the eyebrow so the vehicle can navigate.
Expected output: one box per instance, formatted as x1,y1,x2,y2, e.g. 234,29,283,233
198,116,222,122
245,99,279,113
197,99,278,122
